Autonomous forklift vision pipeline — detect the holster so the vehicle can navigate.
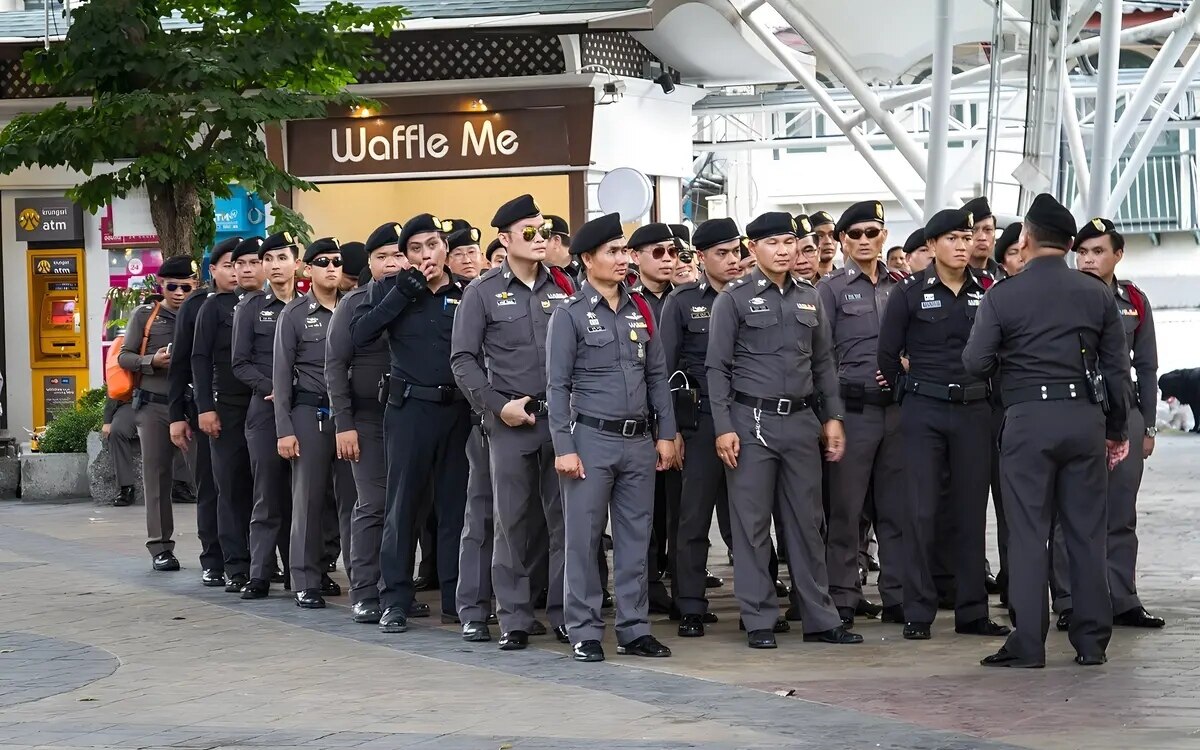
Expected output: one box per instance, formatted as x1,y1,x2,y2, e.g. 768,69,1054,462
378,374,392,407
673,388,700,432
842,382,866,414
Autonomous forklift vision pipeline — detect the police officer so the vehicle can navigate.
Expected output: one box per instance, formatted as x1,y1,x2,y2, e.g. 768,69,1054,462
810,210,839,277
817,201,905,626
544,214,577,282
707,211,860,649
791,215,821,284
963,197,1005,282
486,237,507,269
119,255,197,571
546,212,679,662
453,194,576,649
104,398,140,507
995,223,1025,278
1051,218,1164,631
352,213,471,632
877,208,1011,641
447,227,483,281
903,229,934,274
964,194,1132,668
191,237,263,593
661,217,742,636
233,233,299,598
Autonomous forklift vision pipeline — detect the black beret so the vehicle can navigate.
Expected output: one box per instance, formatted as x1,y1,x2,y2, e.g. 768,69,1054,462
835,200,885,235
546,214,570,242
1025,193,1077,239
491,194,541,229
793,214,815,239
692,218,741,251
232,237,263,261
628,223,674,249
1072,217,1117,251
447,218,472,234
399,213,453,249
340,241,367,279
923,208,974,243
746,212,798,242
365,222,402,253
303,237,341,263
447,227,483,251
962,196,993,223
357,266,373,287
809,210,835,229
159,255,197,279
571,213,624,256
902,228,926,254
209,237,242,265
261,231,299,257
485,237,505,262
995,222,1022,263
669,223,691,244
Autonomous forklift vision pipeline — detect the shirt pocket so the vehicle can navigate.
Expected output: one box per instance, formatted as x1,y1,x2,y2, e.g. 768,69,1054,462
794,309,818,353
579,327,616,368
742,310,780,353
840,300,874,318
916,306,950,324
300,326,327,345
492,305,532,347
687,317,710,335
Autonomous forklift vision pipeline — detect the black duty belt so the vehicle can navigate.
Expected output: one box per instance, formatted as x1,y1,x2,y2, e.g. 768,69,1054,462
134,389,169,406
839,383,893,407
574,413,650,438
903,379,990,404
393,382,465,405
1002,382,1090,408
733,392,812,415
500,392,549,417
294,390,330,408
352,394,383,414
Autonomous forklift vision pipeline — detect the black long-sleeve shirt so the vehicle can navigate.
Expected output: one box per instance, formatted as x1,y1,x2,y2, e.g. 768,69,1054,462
659,280,719,393
167,288,209,422
192,291,253,412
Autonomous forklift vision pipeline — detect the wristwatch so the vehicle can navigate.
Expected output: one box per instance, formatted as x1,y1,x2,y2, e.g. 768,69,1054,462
1145,426,1158,438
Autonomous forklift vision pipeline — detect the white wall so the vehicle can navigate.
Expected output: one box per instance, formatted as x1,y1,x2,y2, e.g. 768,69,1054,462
591,78,706,179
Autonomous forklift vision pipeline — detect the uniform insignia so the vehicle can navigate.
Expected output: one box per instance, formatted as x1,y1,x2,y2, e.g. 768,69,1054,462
586,324,606,333
968,299,981,307
690,305,709,319
625,312,644,321
844,292,862,301
1092,218,1106,232
590,296,599,304
926,278,936,286
920,300,942,310
699,283,706,291
546,292,566,300
266,293,274,301
757,279,767,287
750,297,765,305
924,293,935,301
259,310,275,319
305,316,320,324
874,202,883,220
966,212,974,228
495,291,516,307
798,303,816,312
503,272,511,279
308,302,317,311
541,300,551,310
967,291,983,299
1121,308,1139,317
446,298,460,306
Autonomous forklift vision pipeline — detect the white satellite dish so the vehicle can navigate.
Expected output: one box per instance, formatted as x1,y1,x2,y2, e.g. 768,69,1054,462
597,168,653,222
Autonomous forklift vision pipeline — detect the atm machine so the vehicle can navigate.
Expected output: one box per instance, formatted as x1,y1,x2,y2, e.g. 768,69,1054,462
28,248,89,426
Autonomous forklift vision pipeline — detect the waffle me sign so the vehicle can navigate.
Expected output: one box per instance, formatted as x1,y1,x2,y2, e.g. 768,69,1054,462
288,109,573,177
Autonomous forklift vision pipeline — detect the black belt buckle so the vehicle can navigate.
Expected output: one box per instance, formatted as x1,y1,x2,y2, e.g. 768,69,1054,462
437,385,454,404
774,398,793,416
946,383,964,403
621,419,640,437
523,398,548,417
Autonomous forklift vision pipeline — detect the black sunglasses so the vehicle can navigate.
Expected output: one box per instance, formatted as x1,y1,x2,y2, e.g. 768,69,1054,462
164,282,194,293
649,246,679,260
844,227,883,241
309,257,343,268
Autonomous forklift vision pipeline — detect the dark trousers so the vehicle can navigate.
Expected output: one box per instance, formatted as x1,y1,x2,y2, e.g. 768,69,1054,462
211,401,254,578
672,410,726,615
187,404,222,572
990,405,1009,594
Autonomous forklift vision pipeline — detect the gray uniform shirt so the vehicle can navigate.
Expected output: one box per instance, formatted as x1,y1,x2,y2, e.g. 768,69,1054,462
706,269,843,437
119,302,177,396
325,285,389,433
817,260,901,385
545,281,677,456
450,261,573,417
272,292,336,439
232,289,292,397
1114,279,1158,427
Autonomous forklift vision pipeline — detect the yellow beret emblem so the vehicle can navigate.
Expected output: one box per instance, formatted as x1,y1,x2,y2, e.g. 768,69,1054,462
1091,218,1106,232
874,202,884,220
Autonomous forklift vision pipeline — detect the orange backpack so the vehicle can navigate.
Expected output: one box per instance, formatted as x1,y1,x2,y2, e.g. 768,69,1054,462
106,303,160,401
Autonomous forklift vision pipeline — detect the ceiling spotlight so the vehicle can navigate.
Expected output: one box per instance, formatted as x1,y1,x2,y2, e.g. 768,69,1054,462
654,72,675,95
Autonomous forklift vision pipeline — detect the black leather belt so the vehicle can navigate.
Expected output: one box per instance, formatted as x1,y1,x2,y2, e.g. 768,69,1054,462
501,392,548,416
134,389,169,405
294,390,330,408
733,392,812,415
1003,382,1089,408
574,413,649,437
214,390,251,408
904,379,990,404
839,383,893,407
392,382,465,405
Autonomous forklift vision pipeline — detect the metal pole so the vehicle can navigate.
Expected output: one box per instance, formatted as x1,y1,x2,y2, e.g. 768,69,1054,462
741,12,924,219
1061,70,1090,208
1067,0,1102,43
765,0,929,180
926,0,955,218
1086,0,1122,218
1107,46,1200,216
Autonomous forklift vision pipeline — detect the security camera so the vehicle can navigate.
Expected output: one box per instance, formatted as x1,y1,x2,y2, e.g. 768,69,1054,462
602,80,627,97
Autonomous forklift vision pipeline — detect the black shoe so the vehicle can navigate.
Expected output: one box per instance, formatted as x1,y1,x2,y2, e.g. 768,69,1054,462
270,568,286,585
112,486,135,507
855,599,882,619
880,604,905,623
440,611,461,624
705,570,724,588
462,621,491,642
573,639,605,662
678,614,705,638
171,480,196,504
379,607,408,633
529,620,547,637
784,603,803,622
903,622,931,640
413,575,438,592
739,616,789,634
498,630,529,650
409,601,431,618
985,573,1001,595
868,556,880,572
241,579,269,599
224,573,248,594
980,648,1044,668
319,574,341,597
775,580,789,599
486,613,499,625
152,552,180,572
999,589,1009,607
554,625,570,644
1056,609,1072,632
201,569,225,587
1075,653,1108,666
617,634,671,657
1114,606,1165,629
702,611,718,623
352,600,382,624
747,629,777,649
601,590,614,609
803,626,863,644
956,618,1011,637
837,606,855,628
295,589,325,609
326,560,337,573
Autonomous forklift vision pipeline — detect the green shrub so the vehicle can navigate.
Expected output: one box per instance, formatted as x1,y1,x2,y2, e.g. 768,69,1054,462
39,387,107,454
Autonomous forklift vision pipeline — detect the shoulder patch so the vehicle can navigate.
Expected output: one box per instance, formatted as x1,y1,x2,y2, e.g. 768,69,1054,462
563,293,584,306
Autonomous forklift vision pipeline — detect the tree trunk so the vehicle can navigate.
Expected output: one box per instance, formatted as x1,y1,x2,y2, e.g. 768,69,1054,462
147,181,201,258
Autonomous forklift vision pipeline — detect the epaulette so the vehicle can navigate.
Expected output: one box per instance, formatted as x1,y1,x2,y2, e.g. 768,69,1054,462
478,265,503,282
668,280,702,298
825,266,849,280
563,293,585,307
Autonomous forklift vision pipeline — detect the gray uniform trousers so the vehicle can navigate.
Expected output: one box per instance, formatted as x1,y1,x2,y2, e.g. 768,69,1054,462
109,401,140,489
211,402,254,578
672,409,726,615
137,400,190,556
1050,406,1145,615
456,424,494,622
726,404,842,634
826,404,904,609
1001,400,1112,663
562,424,655,644
490,417,565,632
289,407,355,592
246,396,292,582
348,407,387,605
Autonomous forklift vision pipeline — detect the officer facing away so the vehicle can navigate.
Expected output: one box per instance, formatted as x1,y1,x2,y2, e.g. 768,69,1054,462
963,193,1132,668
546,212,679,663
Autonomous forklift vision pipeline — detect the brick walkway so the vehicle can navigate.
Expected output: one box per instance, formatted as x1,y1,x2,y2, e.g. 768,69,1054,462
1,434,1198,749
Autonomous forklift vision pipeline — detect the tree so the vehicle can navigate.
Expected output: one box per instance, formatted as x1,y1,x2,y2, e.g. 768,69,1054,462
0,0,407,257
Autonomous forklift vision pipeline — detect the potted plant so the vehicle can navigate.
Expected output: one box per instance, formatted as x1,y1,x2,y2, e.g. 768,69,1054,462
20,388,106,501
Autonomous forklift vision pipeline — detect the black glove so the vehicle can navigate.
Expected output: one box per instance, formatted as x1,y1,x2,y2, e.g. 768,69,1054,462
394,268,428,300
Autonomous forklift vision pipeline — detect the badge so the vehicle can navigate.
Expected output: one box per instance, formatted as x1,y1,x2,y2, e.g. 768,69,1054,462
926,278,937,286
308,302,318,311
757,279,767,287
750,297,765,305
968,299,981,307
637,342,644,359
844,292,862,302
690,305,709,319
305,316,320,325
630,329,638,341
586,324,606,333
546,292,566,300
496,291,516,307
924,293,935,301
920,300,942,310
541,300,551,310
797,303,816,312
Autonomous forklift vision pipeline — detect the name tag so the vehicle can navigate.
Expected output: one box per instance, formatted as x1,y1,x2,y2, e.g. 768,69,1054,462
629,321,648,330
690,306,710,319
797,303,816,312
546,292,567,300
921,300,942,310
586,324,606,334
1120,308,1139,317
844,293,862,302
968,299,981,307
